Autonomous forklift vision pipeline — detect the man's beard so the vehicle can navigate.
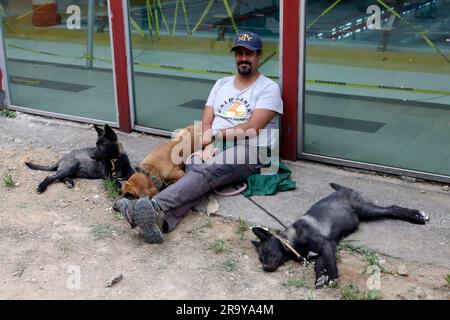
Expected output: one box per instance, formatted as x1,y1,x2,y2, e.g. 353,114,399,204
237,63,252,76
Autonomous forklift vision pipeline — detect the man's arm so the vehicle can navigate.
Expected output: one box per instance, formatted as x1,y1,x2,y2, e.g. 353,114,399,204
201,105,215,147
217,109,277,140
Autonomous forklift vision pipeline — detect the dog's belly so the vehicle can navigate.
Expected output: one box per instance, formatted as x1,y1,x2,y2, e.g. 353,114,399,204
77,162,105,178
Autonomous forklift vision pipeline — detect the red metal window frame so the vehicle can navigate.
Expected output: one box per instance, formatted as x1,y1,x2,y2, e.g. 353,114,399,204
281,0,300,161
109,0,132,133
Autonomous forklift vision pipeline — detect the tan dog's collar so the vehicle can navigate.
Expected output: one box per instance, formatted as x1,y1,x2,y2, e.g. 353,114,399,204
135,166,166,191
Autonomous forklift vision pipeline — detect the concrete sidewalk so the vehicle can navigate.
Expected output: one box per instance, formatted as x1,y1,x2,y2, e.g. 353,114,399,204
1,113,449,268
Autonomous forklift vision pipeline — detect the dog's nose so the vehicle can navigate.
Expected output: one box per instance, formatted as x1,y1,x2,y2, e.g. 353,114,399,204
263,265,277,272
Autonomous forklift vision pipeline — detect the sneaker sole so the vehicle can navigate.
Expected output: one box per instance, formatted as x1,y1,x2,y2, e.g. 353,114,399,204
113,199,136,229
133,198,163,243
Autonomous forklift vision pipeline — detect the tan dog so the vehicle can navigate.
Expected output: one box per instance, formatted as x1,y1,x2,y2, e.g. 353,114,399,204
121,125,200,198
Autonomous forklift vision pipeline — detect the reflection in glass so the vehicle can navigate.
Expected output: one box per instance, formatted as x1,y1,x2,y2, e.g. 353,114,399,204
304,0,450,177
128,0,280,131
2,0,116,122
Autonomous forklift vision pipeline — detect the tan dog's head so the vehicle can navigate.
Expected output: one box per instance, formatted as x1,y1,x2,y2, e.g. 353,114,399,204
121,172,159,198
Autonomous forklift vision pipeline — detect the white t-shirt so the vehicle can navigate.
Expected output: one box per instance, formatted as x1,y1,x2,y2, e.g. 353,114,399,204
206,75,283,147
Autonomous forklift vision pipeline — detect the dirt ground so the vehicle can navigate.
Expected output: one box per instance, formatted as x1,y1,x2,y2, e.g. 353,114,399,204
0,144,449,300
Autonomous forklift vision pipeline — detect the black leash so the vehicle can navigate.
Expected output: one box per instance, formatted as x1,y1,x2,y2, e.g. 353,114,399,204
242,194,287,229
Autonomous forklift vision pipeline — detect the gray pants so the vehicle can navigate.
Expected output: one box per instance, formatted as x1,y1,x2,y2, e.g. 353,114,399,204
154,144,265,232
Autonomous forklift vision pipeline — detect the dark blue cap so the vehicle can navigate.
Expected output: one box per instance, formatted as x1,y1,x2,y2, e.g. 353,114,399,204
230,32,262,52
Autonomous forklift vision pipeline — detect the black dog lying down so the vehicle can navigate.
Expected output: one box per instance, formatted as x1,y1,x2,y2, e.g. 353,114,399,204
25,124,134,193
252,183,429,288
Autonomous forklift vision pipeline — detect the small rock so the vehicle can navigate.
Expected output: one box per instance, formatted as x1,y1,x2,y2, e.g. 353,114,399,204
105,273,123,288
401,176,416,183
39,266,44,270
420,190,426,194
206,196,219,216
397,265,408,276
442,185,449,192
12,270,24,277
93,195,100,200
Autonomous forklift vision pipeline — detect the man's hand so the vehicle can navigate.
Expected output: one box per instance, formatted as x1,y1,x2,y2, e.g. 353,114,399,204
200,142,218,162
201,128,215,148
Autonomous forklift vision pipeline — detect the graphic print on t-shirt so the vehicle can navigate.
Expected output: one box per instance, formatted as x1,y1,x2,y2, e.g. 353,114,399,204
219,97,251,121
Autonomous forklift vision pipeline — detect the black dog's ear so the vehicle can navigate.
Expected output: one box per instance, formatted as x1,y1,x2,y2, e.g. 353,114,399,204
251,240,260,249
94,124,104,136
252,226,273,242
104,124,117,141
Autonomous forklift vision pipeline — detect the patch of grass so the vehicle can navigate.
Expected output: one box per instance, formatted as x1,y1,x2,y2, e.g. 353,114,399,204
0,109,17,118
363,251,385,272
223,258,238,272
58,238,73,253
2,172,16,188
445,274,450,287
282,277,307,289
186,229,200,240
338,240,385,272
236,218,249,239
92,223,114,240
307,291,315,300
366,290,383,300
112,210,125,221
340,283,365,300
200,217,213,229
210,239,227,254
103,179,120,200
340,283,383,300
417,292,428,300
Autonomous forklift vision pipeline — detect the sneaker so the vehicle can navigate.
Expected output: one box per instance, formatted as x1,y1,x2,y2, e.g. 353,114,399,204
133,197,165,243
113,198,137,228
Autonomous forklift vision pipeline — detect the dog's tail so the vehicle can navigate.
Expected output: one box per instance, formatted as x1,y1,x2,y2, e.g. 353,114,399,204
25,161,59,171
330,183,353,192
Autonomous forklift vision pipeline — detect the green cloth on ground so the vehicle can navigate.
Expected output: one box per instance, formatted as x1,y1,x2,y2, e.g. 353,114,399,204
213,140,296,196
242,162,296,196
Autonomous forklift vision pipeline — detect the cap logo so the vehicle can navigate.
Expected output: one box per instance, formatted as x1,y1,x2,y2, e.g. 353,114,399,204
239,34,253,42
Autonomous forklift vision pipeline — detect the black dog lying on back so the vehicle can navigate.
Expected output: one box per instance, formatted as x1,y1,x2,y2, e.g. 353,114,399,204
252,183,429,288
25,124,134,193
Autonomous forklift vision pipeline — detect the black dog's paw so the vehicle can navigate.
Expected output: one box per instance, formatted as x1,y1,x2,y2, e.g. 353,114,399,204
315,275,338,289
65,180,75,189
36,183,46,193
315,275,330,289
418,210,430,223
411,210,430,225
392,206,430,225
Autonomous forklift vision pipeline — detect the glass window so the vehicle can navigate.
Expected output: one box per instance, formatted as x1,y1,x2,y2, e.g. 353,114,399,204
128,0,280,132
304,0,450,176
1,0,116,122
